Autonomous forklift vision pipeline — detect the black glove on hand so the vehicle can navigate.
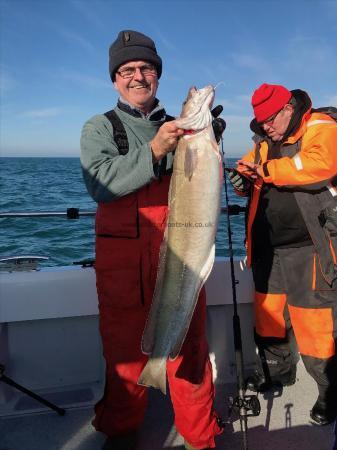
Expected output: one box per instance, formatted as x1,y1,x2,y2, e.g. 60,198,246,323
228,169,251,192
211,105,226,143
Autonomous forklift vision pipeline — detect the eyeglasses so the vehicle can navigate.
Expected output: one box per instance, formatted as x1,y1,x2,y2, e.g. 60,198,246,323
117,64,157,79
259,107,285,127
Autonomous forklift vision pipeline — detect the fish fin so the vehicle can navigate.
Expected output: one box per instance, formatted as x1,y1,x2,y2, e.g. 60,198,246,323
184,143,198,180
137,358,167,394
169,245,216,360
141,229,168,354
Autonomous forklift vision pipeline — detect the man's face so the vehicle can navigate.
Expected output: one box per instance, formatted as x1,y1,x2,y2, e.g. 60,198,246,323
113,60,158,113
260,104,294,141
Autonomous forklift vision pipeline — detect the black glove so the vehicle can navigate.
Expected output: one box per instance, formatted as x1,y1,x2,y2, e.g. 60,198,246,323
228,169,251,192
211,105,226,143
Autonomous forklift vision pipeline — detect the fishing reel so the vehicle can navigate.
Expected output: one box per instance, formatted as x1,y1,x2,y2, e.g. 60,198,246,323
228,393,261,418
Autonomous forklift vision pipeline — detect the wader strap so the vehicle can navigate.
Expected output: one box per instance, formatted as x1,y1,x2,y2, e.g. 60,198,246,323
104,111,176,156
104,110,129,155
165,114,175,122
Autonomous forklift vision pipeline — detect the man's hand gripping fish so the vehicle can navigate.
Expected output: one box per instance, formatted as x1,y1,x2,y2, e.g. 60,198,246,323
138,85,223,394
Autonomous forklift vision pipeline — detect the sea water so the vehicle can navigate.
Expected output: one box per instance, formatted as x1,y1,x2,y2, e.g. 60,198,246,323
0,157,246,268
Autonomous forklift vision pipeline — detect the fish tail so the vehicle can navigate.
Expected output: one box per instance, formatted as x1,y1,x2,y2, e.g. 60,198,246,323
137,358,167,395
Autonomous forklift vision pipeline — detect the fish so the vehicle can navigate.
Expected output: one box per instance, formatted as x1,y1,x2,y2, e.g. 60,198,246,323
138,85,223,394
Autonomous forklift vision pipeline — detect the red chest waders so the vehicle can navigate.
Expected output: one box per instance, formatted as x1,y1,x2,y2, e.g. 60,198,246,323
93,174,222,448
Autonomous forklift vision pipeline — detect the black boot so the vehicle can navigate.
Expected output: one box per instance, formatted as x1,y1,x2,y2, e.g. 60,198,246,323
250,327,299,393
246,366,297,392
310,397,337,426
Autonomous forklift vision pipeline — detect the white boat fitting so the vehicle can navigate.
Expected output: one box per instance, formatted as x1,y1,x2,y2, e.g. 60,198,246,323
0,258,334,449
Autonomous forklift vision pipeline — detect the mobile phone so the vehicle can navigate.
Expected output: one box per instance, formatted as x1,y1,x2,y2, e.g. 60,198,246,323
224,167,254,180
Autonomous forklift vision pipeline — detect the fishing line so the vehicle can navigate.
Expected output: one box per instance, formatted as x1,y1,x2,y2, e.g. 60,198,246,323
214,81,226,90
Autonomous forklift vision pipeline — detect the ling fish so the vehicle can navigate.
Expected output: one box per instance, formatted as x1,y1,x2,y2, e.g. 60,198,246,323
138,85,223,394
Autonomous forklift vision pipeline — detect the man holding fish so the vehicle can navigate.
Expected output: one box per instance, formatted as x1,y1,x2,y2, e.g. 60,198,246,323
81,30,225,450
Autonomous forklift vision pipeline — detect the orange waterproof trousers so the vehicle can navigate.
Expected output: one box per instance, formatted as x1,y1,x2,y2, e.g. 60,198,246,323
252,245,337,400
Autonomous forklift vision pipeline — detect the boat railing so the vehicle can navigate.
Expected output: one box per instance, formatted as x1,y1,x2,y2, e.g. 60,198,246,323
0,206,246,271
0,208,95,219
0,205,246,219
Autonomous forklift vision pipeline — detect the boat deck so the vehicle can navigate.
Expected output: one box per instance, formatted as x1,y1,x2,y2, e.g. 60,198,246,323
1,360,334,450
1,262,335,449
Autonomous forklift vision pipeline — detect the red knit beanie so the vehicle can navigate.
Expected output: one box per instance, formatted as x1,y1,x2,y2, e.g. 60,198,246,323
251,83,292,122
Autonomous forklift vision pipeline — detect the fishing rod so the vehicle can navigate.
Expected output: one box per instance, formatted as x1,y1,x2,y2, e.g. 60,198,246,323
221,139,260,450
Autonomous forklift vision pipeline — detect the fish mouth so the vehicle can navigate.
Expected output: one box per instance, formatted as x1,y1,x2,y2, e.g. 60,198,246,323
179,85,215,123
177,85,215,130
194,86,214,111
189,85,214,107
204,86,215,109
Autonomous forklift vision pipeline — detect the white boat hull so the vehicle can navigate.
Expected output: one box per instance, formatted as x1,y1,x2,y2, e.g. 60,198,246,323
1,259,334,450
0,257,255,417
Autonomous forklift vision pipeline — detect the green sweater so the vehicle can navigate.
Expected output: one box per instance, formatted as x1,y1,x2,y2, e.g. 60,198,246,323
80,106,173,203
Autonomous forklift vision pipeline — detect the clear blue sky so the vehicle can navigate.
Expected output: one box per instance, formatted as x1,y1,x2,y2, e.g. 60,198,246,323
1,0,337,157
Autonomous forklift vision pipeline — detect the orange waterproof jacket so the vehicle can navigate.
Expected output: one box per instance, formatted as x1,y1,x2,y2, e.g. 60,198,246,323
243,110,337,283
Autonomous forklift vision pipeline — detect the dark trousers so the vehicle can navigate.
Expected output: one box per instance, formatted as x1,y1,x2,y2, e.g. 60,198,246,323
252,245,337,403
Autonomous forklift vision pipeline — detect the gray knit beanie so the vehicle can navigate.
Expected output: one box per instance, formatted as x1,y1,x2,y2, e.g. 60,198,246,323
109,30,162,81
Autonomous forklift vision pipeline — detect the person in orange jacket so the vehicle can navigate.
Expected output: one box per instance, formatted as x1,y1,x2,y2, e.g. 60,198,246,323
229,83,337,425
80,30,224,450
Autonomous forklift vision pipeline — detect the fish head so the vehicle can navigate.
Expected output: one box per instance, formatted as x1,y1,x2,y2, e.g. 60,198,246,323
176,85,215,131
181,85,214,118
